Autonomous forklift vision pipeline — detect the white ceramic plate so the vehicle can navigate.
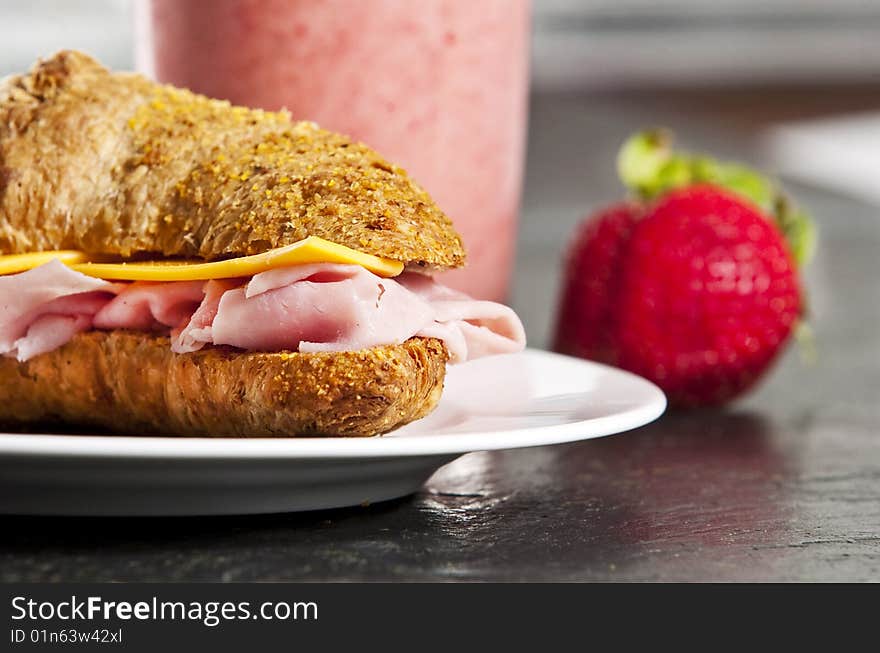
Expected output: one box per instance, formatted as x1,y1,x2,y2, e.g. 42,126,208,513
0,349,665,516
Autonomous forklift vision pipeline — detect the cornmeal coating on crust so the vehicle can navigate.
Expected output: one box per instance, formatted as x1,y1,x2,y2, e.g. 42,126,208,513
0,50,465,270
0,332,448,437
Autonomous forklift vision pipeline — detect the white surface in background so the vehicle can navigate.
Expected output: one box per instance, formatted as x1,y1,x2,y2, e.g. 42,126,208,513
764,113,880,206
0,0,132,76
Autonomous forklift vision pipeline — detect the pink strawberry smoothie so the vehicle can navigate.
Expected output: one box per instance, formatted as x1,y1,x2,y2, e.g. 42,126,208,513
136,0,531,301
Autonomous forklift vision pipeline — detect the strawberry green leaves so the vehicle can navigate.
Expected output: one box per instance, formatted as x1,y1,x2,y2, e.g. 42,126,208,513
617,130,816,267
774,196,817,270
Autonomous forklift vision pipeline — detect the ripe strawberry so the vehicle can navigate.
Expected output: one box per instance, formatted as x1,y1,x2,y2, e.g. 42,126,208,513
554,203,640,364
554,131,815,406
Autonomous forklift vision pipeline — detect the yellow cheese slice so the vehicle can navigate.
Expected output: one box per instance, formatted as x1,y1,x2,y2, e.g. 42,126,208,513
68,236,404,280
0,250,90,275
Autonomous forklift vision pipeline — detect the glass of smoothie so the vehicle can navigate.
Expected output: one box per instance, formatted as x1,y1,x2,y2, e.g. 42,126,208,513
135,0,530,301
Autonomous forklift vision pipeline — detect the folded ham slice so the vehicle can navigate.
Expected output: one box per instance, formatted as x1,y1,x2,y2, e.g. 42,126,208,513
398,273,527,362
93,280,207,331
169,279,242,354
173,264,525,362
2,260,526,363
173,264,435,355
0,260,117,361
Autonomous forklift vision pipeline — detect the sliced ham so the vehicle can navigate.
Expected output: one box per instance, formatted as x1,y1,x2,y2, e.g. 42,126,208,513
93,280,206,331
0,260,117,362
171,279,244,354
174,264,435,354
3,261,526,363
399,272,526,363
173,264,526,361
12,313,93,361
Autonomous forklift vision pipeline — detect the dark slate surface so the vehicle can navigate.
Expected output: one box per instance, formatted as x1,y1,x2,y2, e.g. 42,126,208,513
1,93,878,582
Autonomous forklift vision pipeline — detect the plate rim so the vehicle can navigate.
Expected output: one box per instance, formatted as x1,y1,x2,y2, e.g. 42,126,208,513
0,349,666,460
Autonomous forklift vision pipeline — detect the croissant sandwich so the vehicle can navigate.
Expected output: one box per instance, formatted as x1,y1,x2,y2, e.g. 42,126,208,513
0,51,525,437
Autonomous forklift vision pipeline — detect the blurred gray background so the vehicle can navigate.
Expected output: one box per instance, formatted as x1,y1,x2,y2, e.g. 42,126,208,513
3,1,880,87
1,0,877,347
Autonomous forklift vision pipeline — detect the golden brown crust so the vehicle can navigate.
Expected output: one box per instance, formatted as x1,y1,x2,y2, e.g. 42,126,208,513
0,332,447,437
0,50,465,270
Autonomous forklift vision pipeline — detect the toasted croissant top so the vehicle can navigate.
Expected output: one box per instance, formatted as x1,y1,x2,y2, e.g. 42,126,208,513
0,51,465,269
